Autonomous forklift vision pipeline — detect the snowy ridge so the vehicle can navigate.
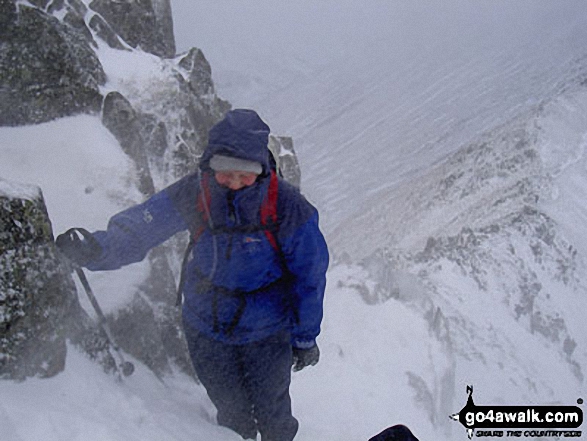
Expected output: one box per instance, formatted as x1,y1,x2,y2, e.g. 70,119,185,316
330,80,587,432
329,109,548,259
299,47,587,234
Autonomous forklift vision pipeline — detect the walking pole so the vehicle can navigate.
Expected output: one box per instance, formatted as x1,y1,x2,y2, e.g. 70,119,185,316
74,267,135,377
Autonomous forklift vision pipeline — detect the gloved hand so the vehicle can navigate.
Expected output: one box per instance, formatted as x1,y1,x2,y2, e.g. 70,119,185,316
292,345,320,372
55,227,102,267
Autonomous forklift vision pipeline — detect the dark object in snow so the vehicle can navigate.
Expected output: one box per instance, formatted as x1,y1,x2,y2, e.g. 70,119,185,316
74,267,135,378
368,424,420,441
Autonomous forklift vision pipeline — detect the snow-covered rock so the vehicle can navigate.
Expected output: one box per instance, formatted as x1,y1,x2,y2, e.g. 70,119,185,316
0,3,105,126
0,179,95,380
89,0,176,58
269,135,301,189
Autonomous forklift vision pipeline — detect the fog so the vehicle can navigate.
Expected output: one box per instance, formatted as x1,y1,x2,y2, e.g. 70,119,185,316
170,1,587,235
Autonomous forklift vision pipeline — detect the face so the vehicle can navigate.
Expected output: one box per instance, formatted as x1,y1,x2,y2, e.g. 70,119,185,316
214,170,259,190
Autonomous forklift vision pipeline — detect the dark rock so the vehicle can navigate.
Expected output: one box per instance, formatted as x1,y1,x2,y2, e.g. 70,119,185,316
0,182,79,379
108,293,171,375
102,92,156,196
88,14,128,51
47,0,66,14
178,48,214,97
63,10,96,47
0,0,17,40
66,0,88,17
269,136,301,188
89,0,175,58
0,5,105,126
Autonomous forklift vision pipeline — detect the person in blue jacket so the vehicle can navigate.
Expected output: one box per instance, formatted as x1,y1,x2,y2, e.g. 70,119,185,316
56,109,329,441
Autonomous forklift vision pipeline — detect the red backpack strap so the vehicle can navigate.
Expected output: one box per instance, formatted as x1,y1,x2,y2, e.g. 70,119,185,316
193,171,212,243
261,170,279,251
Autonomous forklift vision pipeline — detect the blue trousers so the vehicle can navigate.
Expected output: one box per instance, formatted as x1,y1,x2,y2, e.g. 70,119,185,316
184,323,299,441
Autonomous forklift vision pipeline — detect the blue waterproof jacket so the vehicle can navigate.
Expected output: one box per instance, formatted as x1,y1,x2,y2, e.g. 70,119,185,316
85,110,329,347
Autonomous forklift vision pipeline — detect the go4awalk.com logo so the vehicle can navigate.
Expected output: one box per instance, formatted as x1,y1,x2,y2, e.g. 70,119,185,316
450,386,583,439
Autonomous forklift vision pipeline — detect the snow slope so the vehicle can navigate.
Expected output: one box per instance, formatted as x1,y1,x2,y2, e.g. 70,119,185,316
0,250,444,441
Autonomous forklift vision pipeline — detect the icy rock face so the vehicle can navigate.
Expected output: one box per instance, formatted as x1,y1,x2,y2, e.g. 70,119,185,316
269,136,301,188
89,0,175,58
0,181,73,379
102,49,230,189
102,92,157,196
0,0,175,127
0,179,121,380
0,2,106,126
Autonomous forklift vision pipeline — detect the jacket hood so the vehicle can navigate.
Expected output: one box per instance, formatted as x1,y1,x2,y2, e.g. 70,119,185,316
200,109,271,174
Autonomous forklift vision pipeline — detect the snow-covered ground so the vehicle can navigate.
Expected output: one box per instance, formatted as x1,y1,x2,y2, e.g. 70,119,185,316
0,237,441,440
2,1,587,440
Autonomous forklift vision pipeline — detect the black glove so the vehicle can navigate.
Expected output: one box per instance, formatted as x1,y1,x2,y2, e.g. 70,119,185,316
55,227,102,267
292,345,320,372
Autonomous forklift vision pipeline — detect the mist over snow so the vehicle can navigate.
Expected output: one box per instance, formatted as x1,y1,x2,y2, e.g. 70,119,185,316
173,0,587,233
2,1,587,441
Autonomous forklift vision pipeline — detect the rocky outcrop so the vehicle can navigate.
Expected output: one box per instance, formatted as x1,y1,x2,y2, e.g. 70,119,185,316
101,49,230,188
269,135,301,188
89,0,175,58
0,3,105,126
0,0,300,381
102,92,157,196
0,0,176,127
0,180,70,379
0,179,116,380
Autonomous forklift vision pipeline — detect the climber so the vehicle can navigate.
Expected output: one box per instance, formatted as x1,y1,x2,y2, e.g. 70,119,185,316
56,109,329,441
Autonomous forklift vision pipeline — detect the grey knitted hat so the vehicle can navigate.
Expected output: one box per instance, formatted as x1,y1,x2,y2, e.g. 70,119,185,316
209,154,263,174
